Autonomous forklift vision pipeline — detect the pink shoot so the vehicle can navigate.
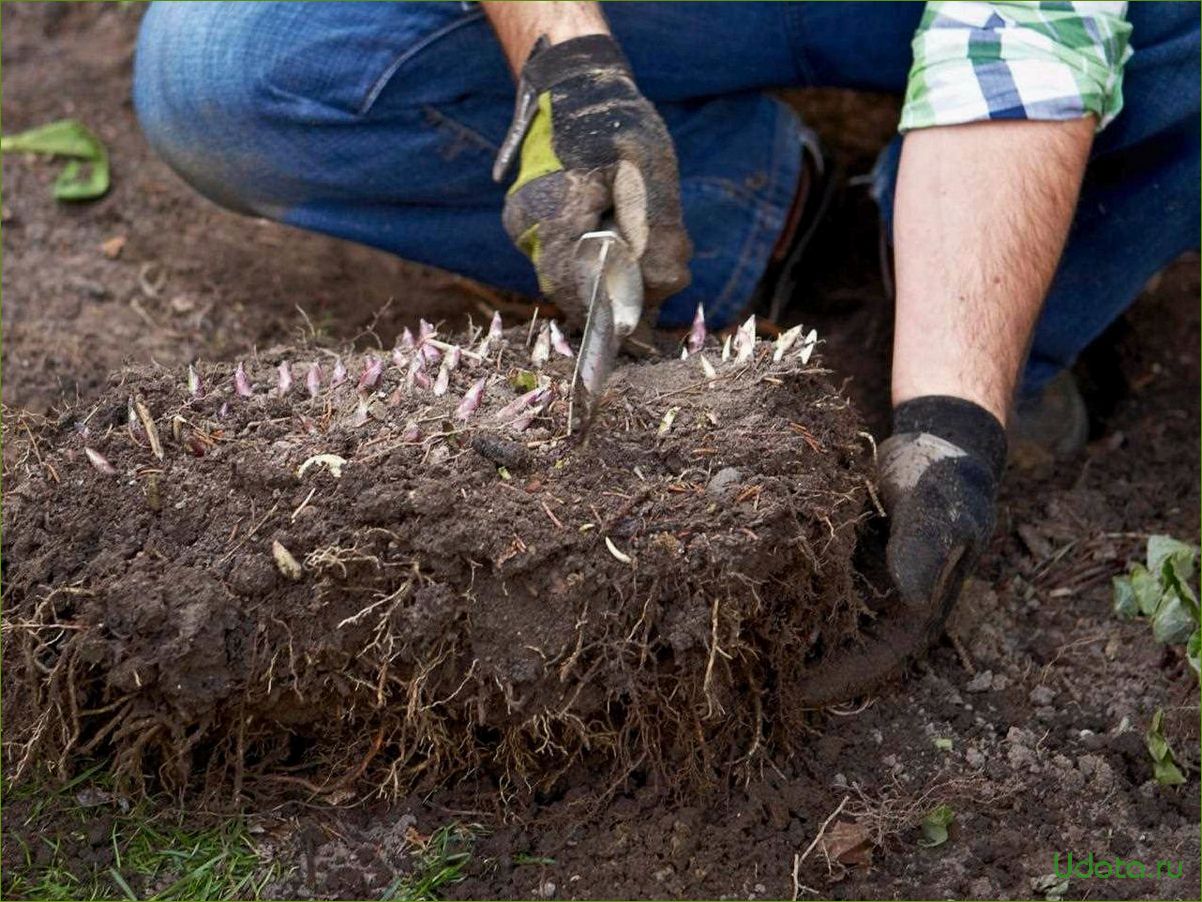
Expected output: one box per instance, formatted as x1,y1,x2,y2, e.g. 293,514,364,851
419,319,436,342
531,324,551,367
392,346,409,369
187,364,205,399
331,358,348,387
358,355,383,393
413,369,432,391
219,402,230,418
508,403,545,431
456,377,487,420
444,345,462,371
734,314,756,364
400,327,416,350
85,447,117,476
549,320,573,358
433,363,450,396
234,362,254,397
773,325,803,362
797,328,818,365
494,386,549,421
306,362,323,398
687,303,707,354
489,311,504,342
401,420,421,442
277,362,293,394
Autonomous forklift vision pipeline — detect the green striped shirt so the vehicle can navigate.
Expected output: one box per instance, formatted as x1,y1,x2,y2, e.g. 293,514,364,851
901,1,1133,132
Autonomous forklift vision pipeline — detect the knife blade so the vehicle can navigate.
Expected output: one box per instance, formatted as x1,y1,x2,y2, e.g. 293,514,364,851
568,226,644,438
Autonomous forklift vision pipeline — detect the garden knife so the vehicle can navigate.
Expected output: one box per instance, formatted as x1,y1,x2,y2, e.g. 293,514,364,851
568,225,644,438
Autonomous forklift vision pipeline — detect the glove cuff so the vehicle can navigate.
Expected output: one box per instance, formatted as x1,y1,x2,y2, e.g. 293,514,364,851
891,396,1006,482
522,34,632,91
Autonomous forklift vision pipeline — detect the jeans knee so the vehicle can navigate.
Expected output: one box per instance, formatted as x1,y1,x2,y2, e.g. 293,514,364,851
134,3,274,213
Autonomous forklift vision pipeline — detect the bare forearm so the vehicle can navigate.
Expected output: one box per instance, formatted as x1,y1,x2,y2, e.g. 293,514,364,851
482,1,609,73
891,118,1094,423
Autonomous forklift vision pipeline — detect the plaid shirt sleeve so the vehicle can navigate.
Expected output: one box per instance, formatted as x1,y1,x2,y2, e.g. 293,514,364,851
900,1,1133,133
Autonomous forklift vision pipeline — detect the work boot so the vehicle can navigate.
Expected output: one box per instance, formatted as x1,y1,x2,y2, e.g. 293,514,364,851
1009,370,1090,463
753,124,839,324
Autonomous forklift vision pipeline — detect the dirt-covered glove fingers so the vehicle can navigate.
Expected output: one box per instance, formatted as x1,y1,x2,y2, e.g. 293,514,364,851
878,397,1007,617
611,150,692,302
501,169,608,326
495,34,692,327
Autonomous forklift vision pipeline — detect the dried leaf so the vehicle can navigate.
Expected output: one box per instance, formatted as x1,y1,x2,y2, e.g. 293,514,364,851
131,396,163,461
820,819,873,865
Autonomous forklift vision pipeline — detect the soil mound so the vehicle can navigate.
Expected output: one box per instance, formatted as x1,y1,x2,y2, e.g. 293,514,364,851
2,324,871,795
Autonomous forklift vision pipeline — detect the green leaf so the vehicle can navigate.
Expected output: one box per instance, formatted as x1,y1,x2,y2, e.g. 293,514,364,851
1187,630,1201,677
933,737,953,751
1113,575,1138,620
1145,708,1187,786
1147,535,1198,584
1152,755,1186,786
918,804,955,847
1129,564,1164,617
509,370,538,392
1152,593,1196,645
0,119,110,201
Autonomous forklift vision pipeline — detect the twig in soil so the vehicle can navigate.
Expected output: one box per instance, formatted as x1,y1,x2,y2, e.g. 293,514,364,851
131,396,163,460
795,794,849,879
291,488,317,522
540,500,564,529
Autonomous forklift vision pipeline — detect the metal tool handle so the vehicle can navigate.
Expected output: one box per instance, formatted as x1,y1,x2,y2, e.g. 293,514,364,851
574,220,644,337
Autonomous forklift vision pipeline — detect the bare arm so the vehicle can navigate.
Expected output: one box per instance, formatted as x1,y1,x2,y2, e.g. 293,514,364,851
891,118,1095,423
482,1,610,74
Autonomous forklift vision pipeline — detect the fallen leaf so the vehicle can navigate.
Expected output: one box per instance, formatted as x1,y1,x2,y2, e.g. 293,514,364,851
1,119,111,200
820,819,872,866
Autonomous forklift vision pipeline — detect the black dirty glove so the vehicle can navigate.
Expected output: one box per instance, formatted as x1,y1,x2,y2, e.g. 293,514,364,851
493,34,692,328
878,396,1006,619
796,396,1006,706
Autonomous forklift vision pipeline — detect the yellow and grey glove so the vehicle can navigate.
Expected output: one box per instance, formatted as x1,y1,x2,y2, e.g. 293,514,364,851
494,34,691,328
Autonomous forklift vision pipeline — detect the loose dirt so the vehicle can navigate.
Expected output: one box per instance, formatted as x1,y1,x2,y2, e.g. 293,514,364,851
2,4,1198,901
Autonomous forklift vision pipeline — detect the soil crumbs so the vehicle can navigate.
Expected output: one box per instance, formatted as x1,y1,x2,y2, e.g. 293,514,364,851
2,4,1199,901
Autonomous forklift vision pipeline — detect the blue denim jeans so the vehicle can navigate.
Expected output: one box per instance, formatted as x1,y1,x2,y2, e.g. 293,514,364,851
133,1,1199,396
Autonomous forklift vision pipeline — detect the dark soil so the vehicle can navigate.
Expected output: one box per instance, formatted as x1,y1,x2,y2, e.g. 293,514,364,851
3,333,870,798
3,4,1198,901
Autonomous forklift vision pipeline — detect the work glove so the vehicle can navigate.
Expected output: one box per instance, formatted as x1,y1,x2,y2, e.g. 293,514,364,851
493,34,692,328
797,396,1007,704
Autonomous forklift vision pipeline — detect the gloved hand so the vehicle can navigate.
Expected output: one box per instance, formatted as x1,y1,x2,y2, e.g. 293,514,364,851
796,396,1006,705
493,34,692,328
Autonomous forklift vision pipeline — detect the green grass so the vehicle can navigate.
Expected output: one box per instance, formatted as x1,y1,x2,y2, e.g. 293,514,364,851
379,824,478,902
2,766,282,901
